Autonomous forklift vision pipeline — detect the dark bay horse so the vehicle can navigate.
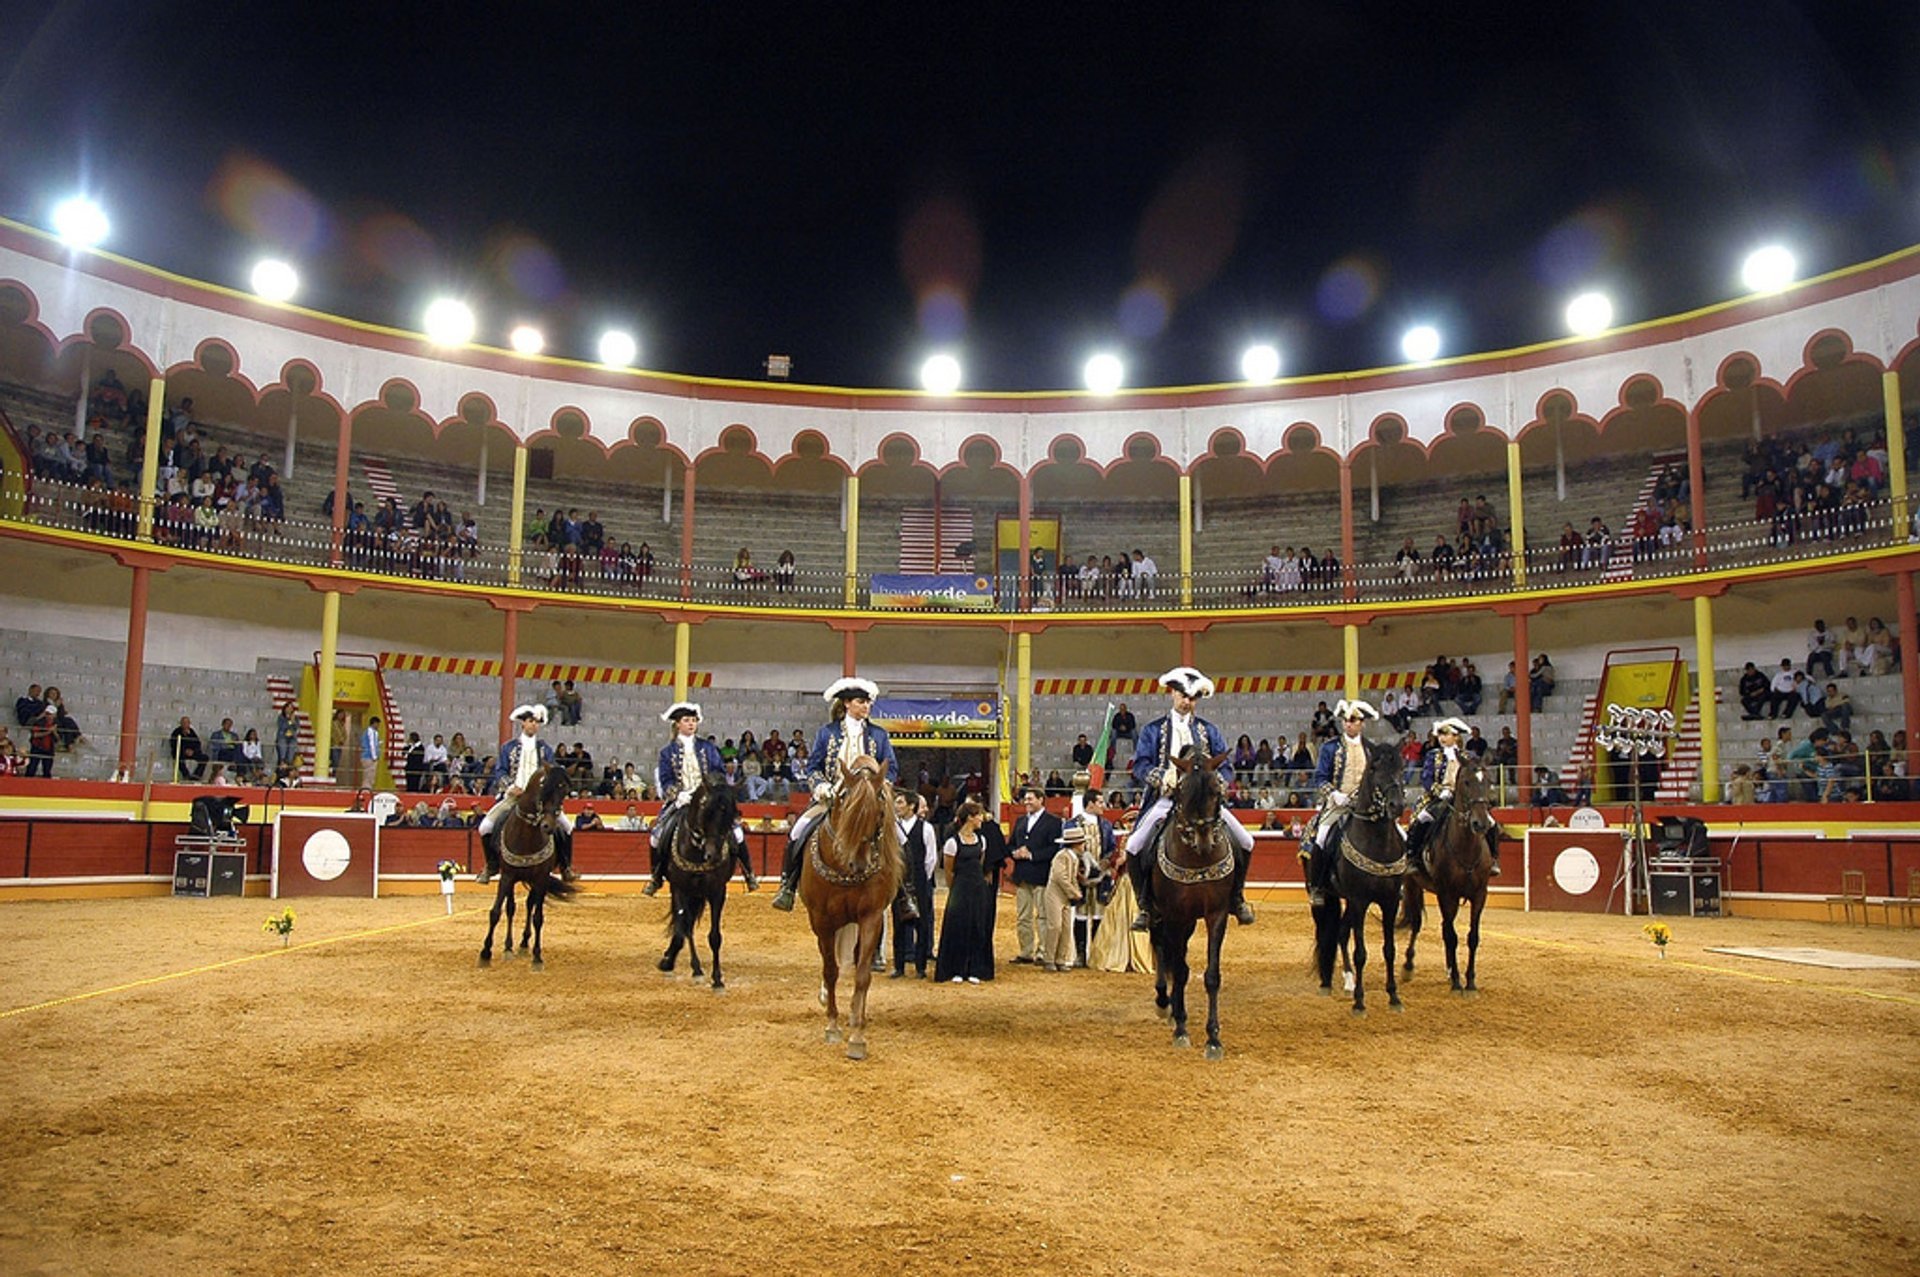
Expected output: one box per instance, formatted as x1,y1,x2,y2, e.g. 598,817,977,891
1150,749,1235,1059
1312,737,1409,1015
658,773,740,990
479,763,578,970
799,755,901,1061
1402,754,1496,993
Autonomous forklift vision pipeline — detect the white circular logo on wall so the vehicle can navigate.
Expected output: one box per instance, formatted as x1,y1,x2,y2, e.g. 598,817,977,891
1552,846,1601,895
370,792,400,823
302,829,352,881
1568,807,1607,831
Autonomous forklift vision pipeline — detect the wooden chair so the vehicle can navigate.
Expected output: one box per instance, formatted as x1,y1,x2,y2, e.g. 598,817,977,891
1825,868,1872,925
1890,869,1920,930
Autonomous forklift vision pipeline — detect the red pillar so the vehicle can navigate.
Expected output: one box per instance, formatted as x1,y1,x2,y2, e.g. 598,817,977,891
1339,456,1357,602
117,564,151,781
329,410,352,567
1179,628,1195,668
499,606,521,741
843,629,857,677
931,474,942,570
1512,611,1533,805
1017,472,1033,611
1900,571,1920,782
679,464,696,602
1685,405,1708,569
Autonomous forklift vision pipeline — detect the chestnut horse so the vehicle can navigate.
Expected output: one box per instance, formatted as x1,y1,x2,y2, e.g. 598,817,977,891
479,763,577,970
657,773,740,990
799,755,902,1061
1150,748,1235,1059
1311,737,1409,1015
1402,754,1496,993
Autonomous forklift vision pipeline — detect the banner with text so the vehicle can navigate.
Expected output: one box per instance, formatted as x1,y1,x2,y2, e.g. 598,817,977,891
872,696,1000,737
869,573,996,610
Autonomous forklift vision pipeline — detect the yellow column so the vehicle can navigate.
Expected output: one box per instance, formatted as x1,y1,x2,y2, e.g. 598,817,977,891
1343,623,1360,702
1695,594,1720,804
673,621,691,703
844,473,860,604
1015,631,1032,783
1178,474,1193,606
313,590,342,784
1885,371,1909,538
1506,439,1527,587
137,377,165,541
507,443,528,587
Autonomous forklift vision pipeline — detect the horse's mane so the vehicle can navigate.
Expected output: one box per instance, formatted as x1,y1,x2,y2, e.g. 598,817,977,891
1171,749,1224,821
696,771,739,843
823,759,903,890
529,763,569,814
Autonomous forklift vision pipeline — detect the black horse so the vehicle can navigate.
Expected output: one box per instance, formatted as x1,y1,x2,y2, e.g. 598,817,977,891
479,763,578,970
1150,749,1235,1059
1402,754,1496,993
1311,737,1410,1015
658,771,741,990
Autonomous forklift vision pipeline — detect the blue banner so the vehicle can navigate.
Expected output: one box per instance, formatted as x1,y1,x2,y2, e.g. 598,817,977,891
872,696,999,736
869,573,995,610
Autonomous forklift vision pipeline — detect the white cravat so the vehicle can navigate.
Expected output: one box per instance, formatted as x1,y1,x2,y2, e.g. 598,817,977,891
513,734,540,790
839,720,867,769
1170,713,1194,758
680,736,701,790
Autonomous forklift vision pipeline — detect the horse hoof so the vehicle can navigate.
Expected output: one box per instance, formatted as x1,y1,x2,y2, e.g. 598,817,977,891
1204,1043,1224,1061
478,955,491,967
846,1041,867,1061
1173,1033,1191,1049
1156,1005,1171,1021
1316,986,1331,998
1350,1005,1367,1018
531,959,545,973
824,1028,842,1045
656,957,675,973
1463,986,1479,999
1387,1001,1403,1014
712,980,725,992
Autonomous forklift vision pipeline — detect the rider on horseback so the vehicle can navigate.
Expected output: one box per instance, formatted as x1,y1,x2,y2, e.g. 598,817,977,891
474,704,575,884
1298,698,1378,906
643,702,758,897
769,677,919,923
1404,716,1502,877
1121,666,1256,932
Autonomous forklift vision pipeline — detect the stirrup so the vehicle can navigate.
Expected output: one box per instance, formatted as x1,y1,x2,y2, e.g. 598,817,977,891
1130,909,1151,933
1232,900,1256,926
743,871,760,892
770,884,797,911
641,880,659,896
560,867,578,882
1489,858,1502,878
474,868,494,885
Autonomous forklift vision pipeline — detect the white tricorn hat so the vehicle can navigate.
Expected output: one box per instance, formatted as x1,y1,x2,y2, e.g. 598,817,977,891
511,704,549,725
1158,665,1216,698
1334,698,1380,721
823,676,880,703
1431,716,1470,738
661,701,702,723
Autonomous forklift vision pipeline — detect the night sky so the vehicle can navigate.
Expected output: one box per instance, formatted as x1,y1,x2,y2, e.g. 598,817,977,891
2,1,1917,391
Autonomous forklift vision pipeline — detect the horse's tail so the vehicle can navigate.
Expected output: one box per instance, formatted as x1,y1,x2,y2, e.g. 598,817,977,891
542,874,580,903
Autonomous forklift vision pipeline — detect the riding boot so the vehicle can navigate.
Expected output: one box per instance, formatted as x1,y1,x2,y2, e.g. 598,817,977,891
1306,840,1330,908
554,827,577,882
1487,827,1503,878
475,829,500,884
1228,843,1256,926
1128,850,1154,932
734,839,760,891
642,821,667,896
1406,815,1432,875
770,835,805,911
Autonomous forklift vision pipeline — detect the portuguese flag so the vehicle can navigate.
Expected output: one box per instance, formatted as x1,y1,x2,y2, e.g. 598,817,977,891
1087,701,1117,791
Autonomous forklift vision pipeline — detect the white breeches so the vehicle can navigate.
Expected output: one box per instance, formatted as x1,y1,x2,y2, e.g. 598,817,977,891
1125,796,1253,857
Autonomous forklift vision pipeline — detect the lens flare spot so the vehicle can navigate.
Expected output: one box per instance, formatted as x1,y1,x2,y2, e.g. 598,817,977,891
1315,257,1381,324
1118,279,1170,340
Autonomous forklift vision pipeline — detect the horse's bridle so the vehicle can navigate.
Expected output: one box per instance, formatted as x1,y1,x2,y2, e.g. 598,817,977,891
809,763,891,887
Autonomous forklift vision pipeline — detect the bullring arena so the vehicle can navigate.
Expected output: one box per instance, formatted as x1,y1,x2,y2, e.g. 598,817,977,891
3,217,1920,1275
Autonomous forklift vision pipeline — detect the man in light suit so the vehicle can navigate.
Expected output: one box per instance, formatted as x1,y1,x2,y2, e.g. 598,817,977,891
1007,785,1063,964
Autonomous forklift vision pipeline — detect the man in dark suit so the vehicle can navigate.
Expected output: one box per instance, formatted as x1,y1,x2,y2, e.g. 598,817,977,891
1007,785,1063,964
891,792,938,978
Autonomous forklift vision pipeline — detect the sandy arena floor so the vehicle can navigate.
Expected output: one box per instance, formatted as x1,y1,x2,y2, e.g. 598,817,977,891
2,887,1917,1276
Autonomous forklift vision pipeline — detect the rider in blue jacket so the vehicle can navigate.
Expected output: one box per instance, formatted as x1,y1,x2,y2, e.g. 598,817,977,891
644,701,756,895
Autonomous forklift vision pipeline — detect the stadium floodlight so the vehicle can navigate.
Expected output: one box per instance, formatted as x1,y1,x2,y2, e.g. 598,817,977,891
1240,343,1281,382
1564,291,1613,337
250,259,300,303
423,298,477,346
1740,244,1797,294
1083,351,1124,395
509,325,545,356
51,196,109,248
1400,324,1442,363
598,330,638,368
920,352,963,394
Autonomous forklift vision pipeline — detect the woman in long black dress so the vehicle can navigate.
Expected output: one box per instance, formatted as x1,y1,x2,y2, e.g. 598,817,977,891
934,800,995,983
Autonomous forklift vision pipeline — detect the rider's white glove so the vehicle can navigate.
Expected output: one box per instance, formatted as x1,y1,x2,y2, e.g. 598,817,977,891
813,782,833,803
1329,791,1351,808
673,790,693,809
1438,787,1453,801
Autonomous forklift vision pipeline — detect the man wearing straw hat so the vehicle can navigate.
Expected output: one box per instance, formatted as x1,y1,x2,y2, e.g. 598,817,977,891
475,703,575,884
1404,715,1502,877
643,700,758,897
1299,697,1380,905
769,676,917,923
1121,666,1257,932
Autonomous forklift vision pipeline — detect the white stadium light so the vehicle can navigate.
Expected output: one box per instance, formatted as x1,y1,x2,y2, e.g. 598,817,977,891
51,196,109,249
1564,291,1614,337
423,298,477,346
1083,351,1124,395
1741,244,1797,294
250,259,300,303
1400,324,1442,363
1240,343,1281,382
598,330,638,368
920,352,963,394
509,325,545,356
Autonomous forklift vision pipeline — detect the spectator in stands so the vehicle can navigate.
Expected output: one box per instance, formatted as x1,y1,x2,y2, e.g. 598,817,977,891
1797,672,1827,722
580,510,605,559
1863,617,1898,673
1455,661,1484,715
1528,654,1556,711
1821,683,1854,735
169,716,207,782
1783,728,1824,802
274,702,300,772
1381,686,1413,733
559,679,584,725
424,733,450,784
237,729,266,784
774,548,797,593
1131,549,1158,597
1309,700,1335,743
1072,733,1094,768
361,716,382,782
1725,764,1757,804
1111,703,1137,757
15,683,45,728
1737,662,1770,720
209,718,240,766
1767,659,1799,719
1393,537,1422,585
544,680,565,721
1807,619,1837,679
403,732,428,792
1582,517,1611,569
574,803,605,832
24,705,58,778
616,802,646,831
1463,725,1489,760
1530,767,1572,809
734,547,767,586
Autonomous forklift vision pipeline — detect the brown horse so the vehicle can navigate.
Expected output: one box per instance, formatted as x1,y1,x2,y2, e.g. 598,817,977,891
1402,754,1496,993
799,755,902,1061
1150,748,1234,1059
479,763,577,970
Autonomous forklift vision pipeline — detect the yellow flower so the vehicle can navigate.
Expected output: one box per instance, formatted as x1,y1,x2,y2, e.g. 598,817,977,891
1641,921,1671,946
